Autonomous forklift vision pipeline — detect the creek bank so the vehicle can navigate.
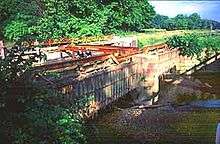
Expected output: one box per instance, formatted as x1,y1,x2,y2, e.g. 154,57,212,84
86,73,220,144
85,55,220,144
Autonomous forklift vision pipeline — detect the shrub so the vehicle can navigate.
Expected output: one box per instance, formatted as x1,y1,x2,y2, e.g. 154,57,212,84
4,20,30,41
0,44,87,144
166,33,220,60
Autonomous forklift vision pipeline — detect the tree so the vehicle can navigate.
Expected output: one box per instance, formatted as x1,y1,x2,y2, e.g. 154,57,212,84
188,13,202,29
200,19,211,29
103,0,155,32
33,0,72,40
151,12,220,30
163,18,177,30
0,43,86,144
174,14,189,30
1,0,156,41
151,14,169,29
3,14,32,41
166,34,202,57
0,0,43,40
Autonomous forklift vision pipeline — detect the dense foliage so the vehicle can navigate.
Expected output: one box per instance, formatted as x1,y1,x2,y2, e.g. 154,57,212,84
0,45,86,143
166,33,220,60
0,0,155,41
151,13,220,30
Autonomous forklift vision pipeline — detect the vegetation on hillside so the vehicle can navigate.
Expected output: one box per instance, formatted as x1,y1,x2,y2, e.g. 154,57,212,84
151,13,220,30
1,1,220,143
0,0,155,41
1,0,220,43
166,33,220,60
128,30,209,47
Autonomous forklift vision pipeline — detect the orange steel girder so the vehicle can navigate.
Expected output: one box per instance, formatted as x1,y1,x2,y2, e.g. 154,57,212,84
35,43,169,72
142,44,168,53
56,44,140,66
34,54,112,71
59,45,139,54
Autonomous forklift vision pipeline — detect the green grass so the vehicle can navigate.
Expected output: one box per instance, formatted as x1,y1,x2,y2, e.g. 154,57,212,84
4,29,212,48
122,29,211,48
173,109,220,143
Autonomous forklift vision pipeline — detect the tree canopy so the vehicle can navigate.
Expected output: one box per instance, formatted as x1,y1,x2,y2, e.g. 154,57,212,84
0,0,155,41
151,13,220,30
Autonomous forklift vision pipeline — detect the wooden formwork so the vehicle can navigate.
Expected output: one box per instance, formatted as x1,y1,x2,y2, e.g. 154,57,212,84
33,42,220,119
34,43,172,118
59,61,145,117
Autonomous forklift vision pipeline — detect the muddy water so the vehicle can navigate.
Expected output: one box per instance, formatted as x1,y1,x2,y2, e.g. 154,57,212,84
86,67,220,144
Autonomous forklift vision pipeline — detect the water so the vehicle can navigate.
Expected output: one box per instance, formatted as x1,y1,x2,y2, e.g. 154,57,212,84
190,100,220,108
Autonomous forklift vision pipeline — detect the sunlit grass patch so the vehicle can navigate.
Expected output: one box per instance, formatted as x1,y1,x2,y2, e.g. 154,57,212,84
125,30,210,48
173,109,220,142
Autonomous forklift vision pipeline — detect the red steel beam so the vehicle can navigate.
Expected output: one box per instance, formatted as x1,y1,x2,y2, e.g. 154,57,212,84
143,44,167,53
34,54,112,71
35,43,170,72
34,51,136,71
59,45,139,53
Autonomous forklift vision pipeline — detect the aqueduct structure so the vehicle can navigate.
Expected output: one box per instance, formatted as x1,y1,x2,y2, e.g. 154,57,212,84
34,39,220,117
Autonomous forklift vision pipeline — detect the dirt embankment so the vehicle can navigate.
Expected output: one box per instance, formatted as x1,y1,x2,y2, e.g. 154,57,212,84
89,75,218,144
159,76,215,105
87,60,220,143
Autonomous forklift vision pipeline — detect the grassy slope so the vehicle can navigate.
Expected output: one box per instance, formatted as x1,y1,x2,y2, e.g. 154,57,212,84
173,109,220,143
123,29,210,48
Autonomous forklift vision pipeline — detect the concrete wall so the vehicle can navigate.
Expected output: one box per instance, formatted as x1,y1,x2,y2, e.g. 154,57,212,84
50,48,219,117
111,36,138,47
60,61,144,117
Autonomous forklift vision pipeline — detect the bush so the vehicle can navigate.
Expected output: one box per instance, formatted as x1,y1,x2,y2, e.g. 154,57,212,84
0,88,87,144
4,20,30,41
16,95,86,144
0,44,87,144
166,33,220,59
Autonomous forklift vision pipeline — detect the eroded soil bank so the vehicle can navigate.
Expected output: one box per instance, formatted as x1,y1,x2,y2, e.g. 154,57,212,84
86,61,220,144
